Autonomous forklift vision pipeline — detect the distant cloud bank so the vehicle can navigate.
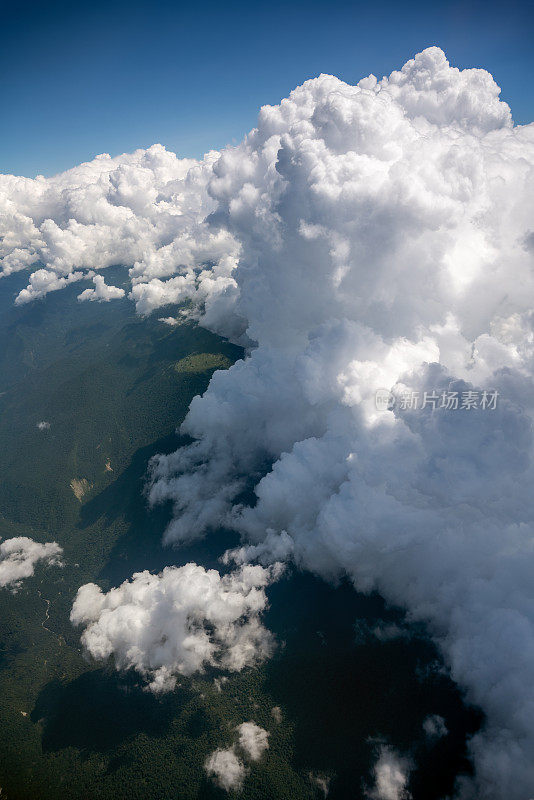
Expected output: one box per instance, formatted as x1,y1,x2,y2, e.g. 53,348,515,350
3,46,534,798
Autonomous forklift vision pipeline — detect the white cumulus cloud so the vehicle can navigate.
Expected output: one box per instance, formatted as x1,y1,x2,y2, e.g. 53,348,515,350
204,721,269,792
366,746,412,800
15,268,87,305
235,721,269,761
0,537,63,589
204,747,245,792
70,562,280,692
77,275,125,302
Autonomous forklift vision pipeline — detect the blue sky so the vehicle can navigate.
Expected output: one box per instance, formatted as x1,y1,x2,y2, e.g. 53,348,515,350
1,0,533,177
